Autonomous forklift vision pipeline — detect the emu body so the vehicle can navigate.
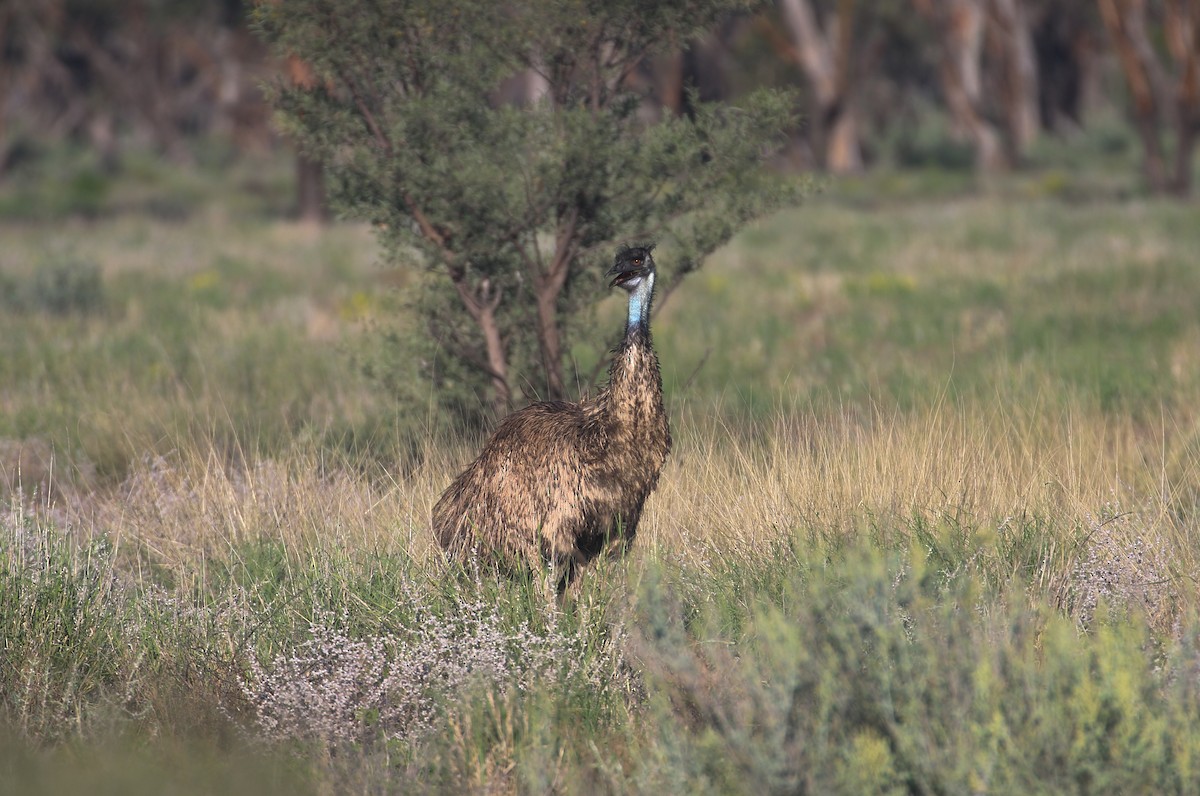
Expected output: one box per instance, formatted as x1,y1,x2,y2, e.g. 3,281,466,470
432,246,670,591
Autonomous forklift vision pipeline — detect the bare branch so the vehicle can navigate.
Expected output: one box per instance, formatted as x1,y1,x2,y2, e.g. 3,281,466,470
450,273,482,320
340,69,392,154
680,347,713,393
427,324,506,384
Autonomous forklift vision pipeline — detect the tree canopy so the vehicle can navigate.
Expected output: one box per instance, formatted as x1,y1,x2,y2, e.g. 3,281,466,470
254,0,802,420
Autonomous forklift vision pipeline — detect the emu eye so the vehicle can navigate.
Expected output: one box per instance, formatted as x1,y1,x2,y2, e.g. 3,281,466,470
632,258,642,265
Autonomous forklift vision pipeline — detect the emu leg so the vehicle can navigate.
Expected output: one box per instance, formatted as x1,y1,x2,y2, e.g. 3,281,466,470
544,556,575,602
600,510,641,560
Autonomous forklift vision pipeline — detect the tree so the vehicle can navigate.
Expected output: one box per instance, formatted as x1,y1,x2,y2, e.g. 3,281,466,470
255,0,800,419
1031,0,1100,135
910,0,1040,170
0,0,270,176
916,0,1007,174
1098,0,1200,195
988,0,1040,161
776,0,864,173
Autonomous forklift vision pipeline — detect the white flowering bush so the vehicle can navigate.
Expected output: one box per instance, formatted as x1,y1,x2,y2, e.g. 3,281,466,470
239,584,617,747
1067,502,1178,631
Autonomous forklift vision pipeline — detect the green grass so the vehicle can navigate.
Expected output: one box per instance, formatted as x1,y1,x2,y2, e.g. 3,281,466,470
655,197,1200,417
3,147,1200,792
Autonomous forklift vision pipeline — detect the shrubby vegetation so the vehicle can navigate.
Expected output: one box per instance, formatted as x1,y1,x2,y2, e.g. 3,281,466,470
3,148,1200,791
636,544,1200,794
5,492,1200,793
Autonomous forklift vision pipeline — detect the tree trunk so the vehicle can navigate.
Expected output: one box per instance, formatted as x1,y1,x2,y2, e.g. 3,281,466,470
1099,0,1200,196
1165,0,1200,195
1098,0,1169,191
452,275,511,414
534,286,567,401
1176,114,1199,195
87,112,119,173
477,300,511,415
531,220,575,402
658,49,686,116
778,0,863,173
1032,5,1097,133
287,54,329,221
989,0,1040,161
295,152,329,223
826,106,862,173
523,66,550,105
922,0,1007,174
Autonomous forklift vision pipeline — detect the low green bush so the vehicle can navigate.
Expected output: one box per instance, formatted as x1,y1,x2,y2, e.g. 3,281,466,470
1,256,105,315
633,541,1200,795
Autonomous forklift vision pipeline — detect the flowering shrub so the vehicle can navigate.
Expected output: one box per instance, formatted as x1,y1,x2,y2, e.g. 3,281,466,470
1067,503,1177,631
239,587,615,746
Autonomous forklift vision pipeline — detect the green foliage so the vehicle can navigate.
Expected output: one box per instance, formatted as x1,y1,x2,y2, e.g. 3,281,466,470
633,540,1200,795
0,255,105,316
255,0,801,415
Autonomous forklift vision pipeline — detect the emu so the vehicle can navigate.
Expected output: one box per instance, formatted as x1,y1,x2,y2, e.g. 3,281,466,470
432,244,671,594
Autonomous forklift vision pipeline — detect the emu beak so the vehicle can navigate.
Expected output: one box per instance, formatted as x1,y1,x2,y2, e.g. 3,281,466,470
608,270,637,288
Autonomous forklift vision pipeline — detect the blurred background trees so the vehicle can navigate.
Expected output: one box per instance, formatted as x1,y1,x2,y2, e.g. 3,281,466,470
3,0,1196,195
1098,0,1200,194
0,0,270,173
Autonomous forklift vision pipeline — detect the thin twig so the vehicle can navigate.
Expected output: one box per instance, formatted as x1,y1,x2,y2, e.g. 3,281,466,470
679,347,713,393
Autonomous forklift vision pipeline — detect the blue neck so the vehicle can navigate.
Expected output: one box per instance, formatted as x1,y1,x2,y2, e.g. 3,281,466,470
626,272,654,332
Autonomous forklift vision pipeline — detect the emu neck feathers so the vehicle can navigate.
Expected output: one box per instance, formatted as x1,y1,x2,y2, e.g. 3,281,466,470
626,272,655,332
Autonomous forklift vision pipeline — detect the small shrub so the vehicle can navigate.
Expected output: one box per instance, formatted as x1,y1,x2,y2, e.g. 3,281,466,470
239,583,620,749
24,257,105,315
1065,503,1179,633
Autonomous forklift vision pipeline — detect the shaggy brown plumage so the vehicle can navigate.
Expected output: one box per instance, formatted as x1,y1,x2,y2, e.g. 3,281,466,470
432,245,671,592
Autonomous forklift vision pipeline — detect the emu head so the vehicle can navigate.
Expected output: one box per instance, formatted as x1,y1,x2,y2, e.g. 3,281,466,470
607,244,656,292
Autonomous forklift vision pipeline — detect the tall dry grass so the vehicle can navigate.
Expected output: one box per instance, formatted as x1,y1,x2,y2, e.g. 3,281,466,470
48,377,1198,636
648,390,1196,626
649,393,1195,549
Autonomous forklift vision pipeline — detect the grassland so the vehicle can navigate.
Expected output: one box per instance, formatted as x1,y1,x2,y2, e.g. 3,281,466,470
3,146,1200,793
